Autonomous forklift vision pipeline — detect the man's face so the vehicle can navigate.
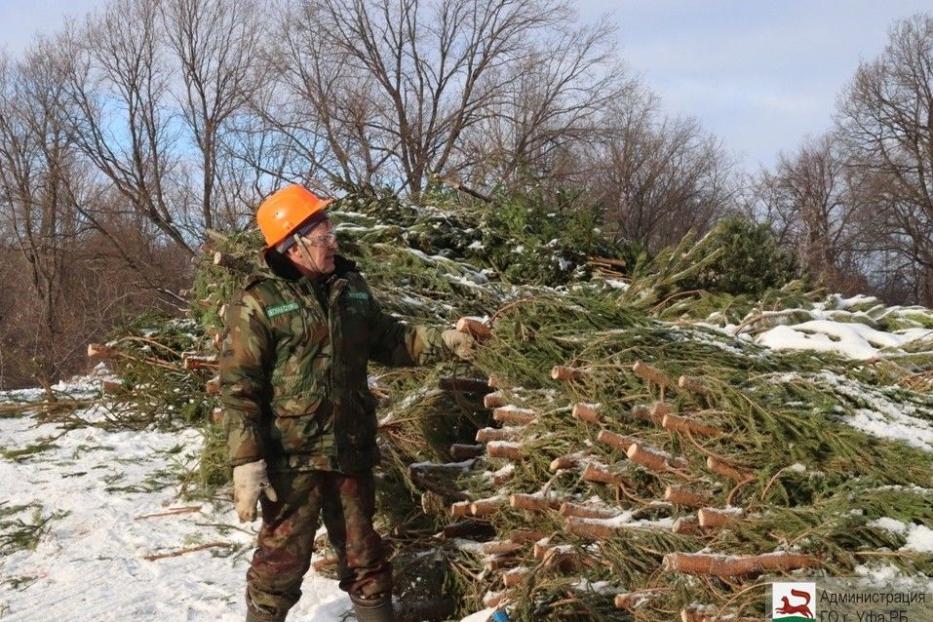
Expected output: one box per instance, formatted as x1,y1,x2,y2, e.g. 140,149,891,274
285,219,338,277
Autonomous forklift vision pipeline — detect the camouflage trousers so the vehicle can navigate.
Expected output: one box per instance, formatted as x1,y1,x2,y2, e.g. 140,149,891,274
245,469,391,621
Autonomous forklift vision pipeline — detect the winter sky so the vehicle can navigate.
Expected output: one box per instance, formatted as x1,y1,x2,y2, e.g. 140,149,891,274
1,0,930,172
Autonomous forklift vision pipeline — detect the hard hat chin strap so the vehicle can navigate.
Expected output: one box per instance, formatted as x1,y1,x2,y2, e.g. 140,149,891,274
293,233,325,276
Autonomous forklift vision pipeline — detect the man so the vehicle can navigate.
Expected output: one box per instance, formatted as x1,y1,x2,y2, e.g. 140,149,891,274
220,184,474,622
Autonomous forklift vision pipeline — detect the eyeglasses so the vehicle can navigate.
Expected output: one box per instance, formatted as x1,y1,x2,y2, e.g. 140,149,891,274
297,231,337,247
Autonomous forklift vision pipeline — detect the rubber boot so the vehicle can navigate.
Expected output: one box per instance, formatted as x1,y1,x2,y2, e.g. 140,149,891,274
351,592,396,622
245,609,284,622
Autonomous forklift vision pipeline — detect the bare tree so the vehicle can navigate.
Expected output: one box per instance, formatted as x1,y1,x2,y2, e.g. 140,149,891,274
0,0,756,386
0,44,88,385
580,92,733,251
754,135,863,286
64,0,195,254
267,0,621,198
265,0,380,190
0,33,197,389
455,18,626,188
160,0,265,230
836,13,933,304
217,91,302,223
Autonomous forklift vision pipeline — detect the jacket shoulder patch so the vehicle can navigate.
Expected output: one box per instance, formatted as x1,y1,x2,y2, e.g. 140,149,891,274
266,301,301,318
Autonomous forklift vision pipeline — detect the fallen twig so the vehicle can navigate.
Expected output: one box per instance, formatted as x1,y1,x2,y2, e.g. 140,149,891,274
143,541,234,561
134,506,202,520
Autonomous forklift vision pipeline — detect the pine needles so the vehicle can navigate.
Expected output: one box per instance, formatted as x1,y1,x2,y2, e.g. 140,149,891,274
72,192,933,620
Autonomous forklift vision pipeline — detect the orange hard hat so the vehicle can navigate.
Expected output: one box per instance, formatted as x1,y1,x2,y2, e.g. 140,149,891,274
256,185,333,249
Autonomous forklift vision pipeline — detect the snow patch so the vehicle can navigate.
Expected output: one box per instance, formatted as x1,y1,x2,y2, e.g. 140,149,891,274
0,387,347,622
601,278,629,291
868,518,933,552
460,607,497,622
813,371,933,453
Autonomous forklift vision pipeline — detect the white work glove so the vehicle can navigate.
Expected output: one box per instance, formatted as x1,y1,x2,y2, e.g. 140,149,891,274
442,329,477,361
232,459,278,522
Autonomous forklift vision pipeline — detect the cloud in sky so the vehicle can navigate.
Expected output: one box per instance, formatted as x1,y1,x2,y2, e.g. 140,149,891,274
0,0,107,54
577,0,932,170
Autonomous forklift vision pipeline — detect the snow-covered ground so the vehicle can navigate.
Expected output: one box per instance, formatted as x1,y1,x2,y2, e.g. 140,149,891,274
3,294,932,621
735,294,933,361
0,379,348,622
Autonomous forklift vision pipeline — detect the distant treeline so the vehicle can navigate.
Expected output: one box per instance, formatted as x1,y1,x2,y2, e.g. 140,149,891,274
0,0,930,388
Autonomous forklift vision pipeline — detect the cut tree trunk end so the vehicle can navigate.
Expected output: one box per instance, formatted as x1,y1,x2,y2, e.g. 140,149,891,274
614,590,663,610
510,493,561,512
565,516,617,539
549,454,583,471
101,379,124,395
481,540,523,556
631,401,668,424
486,441,523,460
488,466,515,487
87,343,117,359
212,251,252,273
449,501,472,518
626,443,689,475
456,317,492,341
632,361,673,389
672,517,701,535
663,552,820,576
559,501,619,519
475,427,520,443
697,508,741,529
487,374,509,390
582,463,632,488
509,529,547,543
650,401,673,421
470,496,507,516
596,429,637,453
571,402,602,423
662,413,723,437
677,374,711,397
502,567,529,588
483,392,507,408
550,365,586,381
664,485,712,508
542,546,585,572
706,457,754,482
182,353,218,371
492,406,536,426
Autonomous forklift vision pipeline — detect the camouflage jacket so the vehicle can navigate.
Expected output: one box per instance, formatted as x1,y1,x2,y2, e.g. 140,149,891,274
220,255,446,473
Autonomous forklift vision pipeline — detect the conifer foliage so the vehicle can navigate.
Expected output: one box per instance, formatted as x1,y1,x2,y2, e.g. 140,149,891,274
87,191,932,621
